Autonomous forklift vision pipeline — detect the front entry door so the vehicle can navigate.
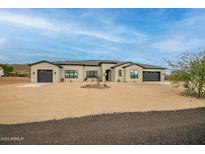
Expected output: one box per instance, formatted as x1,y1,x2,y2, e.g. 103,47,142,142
105,70,111,81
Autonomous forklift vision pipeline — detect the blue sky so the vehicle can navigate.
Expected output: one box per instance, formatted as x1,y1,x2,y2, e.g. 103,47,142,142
0,9,205,67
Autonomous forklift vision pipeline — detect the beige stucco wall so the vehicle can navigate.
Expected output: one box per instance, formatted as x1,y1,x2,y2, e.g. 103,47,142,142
60,65,84,82
31,62,165,83
30,62,62,83
124,65,165,82
124,65,143,82
100,63,116,81
113,63,132,82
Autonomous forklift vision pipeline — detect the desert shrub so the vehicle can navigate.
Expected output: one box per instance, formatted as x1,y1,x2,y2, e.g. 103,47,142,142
0,64,13,76
102,84,110,88
167,51,205,97
16,71,30,77
9,71,17,76
164,74,174,81
117,79,121,82
81,84,110,89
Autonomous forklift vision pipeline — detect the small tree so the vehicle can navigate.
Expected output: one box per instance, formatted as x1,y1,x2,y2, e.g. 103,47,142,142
0,64,13,76
167,51,205,97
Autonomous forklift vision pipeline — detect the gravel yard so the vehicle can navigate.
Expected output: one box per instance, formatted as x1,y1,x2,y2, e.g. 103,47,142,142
0,81,204,124
0,77,29,86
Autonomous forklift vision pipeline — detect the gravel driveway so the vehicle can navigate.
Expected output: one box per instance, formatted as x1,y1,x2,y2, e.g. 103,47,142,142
0,107,205,145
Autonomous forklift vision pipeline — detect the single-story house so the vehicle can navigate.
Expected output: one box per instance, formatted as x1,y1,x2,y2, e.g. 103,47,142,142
29,60,166,83
0,67,4,77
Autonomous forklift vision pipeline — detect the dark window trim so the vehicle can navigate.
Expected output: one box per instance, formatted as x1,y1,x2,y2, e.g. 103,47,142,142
65,70,78,78
86,70,98,78
130,70,138,79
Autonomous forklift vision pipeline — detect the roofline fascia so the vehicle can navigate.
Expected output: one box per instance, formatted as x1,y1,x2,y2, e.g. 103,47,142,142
122,63,143,68
142,67,167,70
111,61,132,68
57,64,84,66
58,64,99,67
28,60,62,68
122,63,166,69
99,62,118,65
29,60,166,70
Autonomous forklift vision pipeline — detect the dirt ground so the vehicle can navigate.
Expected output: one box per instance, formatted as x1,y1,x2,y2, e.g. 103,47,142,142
0,82,205,124
0,77,29,86
1,107,205,144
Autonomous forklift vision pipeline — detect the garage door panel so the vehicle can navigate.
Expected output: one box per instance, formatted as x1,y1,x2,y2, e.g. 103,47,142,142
38,70,53,83
143,71,160,81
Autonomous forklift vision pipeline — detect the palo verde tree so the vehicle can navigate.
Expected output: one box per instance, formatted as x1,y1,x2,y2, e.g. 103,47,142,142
167,50,205,98
0,64,13,76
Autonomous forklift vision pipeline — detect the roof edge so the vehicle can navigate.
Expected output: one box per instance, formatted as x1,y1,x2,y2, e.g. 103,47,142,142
122,63,166,69
137,63,166,69
28,60,62,68
111,61,132,68
99,61,118,65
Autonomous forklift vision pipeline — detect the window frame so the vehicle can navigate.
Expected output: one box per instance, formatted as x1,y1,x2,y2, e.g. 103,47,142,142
65,70,78,78
86,70,98,78
130,70,138,79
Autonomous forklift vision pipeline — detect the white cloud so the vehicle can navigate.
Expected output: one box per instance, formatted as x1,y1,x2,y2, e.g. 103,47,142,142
0,11,59,31
151,38,204,52
0,11,147,43
82,29,146,44
0,55,9,62
17,52,67,59
0,37,6,45
0,37,13,52
68,30,123,43
174,13,205,30
69,45,113,54
150,12,205,53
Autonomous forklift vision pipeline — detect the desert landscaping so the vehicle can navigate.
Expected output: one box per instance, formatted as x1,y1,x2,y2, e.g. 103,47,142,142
1,77,205,144
0,78,205,124
0,77,29,86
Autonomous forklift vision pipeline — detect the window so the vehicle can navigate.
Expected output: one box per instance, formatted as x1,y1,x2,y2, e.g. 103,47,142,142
65,70,78,78
130,70,138,79
118,70,122,77
86,71,97,78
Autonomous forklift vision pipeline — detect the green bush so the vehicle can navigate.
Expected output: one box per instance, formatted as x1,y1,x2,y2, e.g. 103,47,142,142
0,64,13,76
16,71,30,77
164,74,174,81
167,51,205,97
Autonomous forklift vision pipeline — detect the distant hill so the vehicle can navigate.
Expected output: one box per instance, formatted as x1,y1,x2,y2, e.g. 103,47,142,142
0,64,30,77
10,64,30,73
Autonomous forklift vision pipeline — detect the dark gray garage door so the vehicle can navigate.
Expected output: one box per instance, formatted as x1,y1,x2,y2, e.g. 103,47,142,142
37,70,53,83
143,71,160,81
